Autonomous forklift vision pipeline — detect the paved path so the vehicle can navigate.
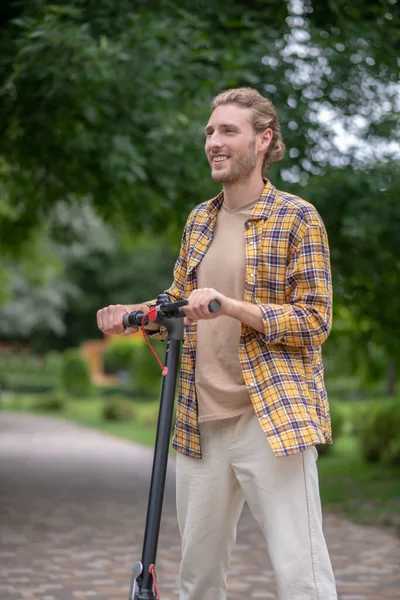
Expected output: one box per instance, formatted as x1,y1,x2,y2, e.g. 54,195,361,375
0,413,399,600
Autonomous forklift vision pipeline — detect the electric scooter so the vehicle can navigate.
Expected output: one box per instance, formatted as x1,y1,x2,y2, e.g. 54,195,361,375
122,293,220,600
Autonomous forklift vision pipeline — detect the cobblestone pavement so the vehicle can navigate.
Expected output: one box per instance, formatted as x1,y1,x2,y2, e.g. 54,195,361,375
0,413,399,600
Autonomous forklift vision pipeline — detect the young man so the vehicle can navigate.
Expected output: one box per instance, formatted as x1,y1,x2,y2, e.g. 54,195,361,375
96,87,338,599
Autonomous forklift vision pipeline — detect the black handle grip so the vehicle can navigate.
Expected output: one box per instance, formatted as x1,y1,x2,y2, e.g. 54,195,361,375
208,299,221,313
123,310,144,329
177,299,221,317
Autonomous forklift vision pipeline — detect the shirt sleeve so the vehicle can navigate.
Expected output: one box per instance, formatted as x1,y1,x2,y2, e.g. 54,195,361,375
255,221,333,347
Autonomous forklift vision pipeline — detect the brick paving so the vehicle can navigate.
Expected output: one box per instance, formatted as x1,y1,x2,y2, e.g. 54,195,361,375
0,412,399,600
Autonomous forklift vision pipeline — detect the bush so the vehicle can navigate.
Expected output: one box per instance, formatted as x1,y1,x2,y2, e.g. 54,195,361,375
102,335,166,397
62,349,94,398
0,373,56,394
317,401,345,457
102,399,136,422
33,390,67,412
103,339,136,375
131,340,165,394
98,384,155,401
43,351,63,375
0,374,8,393
357,399,400,466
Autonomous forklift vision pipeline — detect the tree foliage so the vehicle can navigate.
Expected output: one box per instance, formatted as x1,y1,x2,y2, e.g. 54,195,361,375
0,0,399,387
2,0,397,240
0,200,176,349
308,160,400,392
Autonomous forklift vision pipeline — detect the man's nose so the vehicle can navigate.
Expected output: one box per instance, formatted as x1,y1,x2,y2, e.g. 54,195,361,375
206,132,223,151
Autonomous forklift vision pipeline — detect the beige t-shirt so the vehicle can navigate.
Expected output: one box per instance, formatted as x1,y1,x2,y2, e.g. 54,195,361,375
195,198,258,422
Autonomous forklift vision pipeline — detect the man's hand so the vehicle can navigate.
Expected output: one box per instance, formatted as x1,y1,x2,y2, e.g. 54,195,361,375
97,303,150,336
182,290,265,333
182,288,232,325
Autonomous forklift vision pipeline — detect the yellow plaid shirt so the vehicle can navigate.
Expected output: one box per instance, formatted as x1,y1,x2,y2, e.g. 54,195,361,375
150,179,333,458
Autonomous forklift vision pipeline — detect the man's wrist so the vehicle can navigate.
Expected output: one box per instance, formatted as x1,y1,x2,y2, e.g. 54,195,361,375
223,297,265,334
224,297,241,319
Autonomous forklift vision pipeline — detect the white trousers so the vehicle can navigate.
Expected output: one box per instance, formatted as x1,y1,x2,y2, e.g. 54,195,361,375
176,410,337,600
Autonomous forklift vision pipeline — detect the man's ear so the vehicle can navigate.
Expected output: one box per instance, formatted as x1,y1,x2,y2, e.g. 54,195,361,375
259,128,273,153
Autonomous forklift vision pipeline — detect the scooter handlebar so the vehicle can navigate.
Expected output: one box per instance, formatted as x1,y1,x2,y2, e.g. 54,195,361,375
123,299,221,329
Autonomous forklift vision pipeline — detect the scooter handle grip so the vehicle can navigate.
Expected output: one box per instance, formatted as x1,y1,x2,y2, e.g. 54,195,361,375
123,311,144,328
208,299,221,313
177,299,221,317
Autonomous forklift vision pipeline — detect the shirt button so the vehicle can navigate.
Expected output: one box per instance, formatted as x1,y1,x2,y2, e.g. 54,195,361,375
250,273,255,278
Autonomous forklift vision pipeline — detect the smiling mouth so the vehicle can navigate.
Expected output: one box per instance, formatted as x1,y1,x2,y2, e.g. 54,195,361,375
211,155,229,165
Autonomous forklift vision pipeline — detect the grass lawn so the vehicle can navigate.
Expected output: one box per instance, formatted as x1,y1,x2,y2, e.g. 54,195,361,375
62,397,161,447
1,393,160,447
318,435,400,533
2,392,399,533
66,408,159,447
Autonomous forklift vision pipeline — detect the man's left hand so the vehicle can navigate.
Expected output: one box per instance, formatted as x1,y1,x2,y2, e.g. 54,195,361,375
182,288,231,325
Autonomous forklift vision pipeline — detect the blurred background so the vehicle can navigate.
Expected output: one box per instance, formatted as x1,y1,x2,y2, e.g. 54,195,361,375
0,0,399,531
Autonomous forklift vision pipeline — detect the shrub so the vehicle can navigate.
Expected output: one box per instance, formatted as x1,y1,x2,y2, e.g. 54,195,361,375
357,399,400,466
43,351,63,375
103,339,136,375
317,401,345,457
103,335,166,398
33,390,67,412
98,385,154,400
62,349,94,398
23,355,43,374
102,399,136,421
0,374,8,393
131,340,165,394
0,373,56,394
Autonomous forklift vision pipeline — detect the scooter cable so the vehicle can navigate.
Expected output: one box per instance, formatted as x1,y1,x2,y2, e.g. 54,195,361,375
149,564,160,600
141,307,168,377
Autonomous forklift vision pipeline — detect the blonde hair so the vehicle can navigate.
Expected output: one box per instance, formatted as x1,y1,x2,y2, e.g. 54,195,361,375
211,87,285,171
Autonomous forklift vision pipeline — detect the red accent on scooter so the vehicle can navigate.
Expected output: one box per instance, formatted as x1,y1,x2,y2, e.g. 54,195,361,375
141,309,169,377
149,564,160,600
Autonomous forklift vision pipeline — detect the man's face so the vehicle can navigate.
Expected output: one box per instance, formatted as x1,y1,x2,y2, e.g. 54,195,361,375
204,103,259,184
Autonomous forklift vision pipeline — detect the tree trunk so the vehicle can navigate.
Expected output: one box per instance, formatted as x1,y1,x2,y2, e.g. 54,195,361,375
386,360,397,396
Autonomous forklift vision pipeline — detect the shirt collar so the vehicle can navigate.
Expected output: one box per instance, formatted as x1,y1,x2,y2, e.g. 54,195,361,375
206,179,277,221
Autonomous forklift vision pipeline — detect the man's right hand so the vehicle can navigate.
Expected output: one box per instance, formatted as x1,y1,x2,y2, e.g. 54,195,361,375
96,303,150,336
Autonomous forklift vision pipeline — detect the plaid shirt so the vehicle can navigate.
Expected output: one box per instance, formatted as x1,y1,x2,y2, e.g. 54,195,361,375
150,180,333,458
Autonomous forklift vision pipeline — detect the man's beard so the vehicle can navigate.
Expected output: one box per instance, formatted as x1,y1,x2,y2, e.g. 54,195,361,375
211,136,257,184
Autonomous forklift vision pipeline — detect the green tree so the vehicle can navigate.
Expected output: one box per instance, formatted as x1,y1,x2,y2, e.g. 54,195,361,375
0,200,176,350
1,0,399,389
308,161,400,394
0,199,113,341
2,0,397,242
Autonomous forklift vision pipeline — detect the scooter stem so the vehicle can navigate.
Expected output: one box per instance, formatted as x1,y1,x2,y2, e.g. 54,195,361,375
131,312,184,599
